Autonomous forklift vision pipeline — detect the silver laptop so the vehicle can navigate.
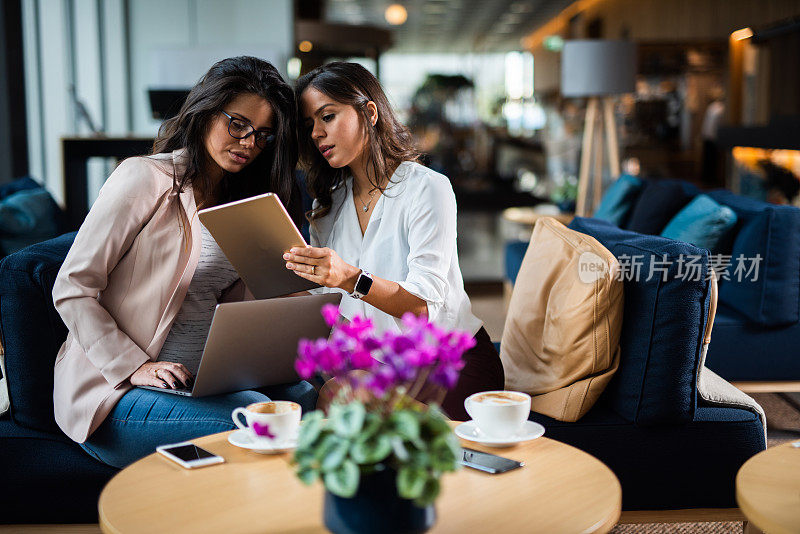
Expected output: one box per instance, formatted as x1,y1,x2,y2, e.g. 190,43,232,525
198,193,320,299
140,293,341,397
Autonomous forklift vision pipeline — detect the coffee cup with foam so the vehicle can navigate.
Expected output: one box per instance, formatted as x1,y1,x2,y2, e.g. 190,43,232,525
464,391,531,439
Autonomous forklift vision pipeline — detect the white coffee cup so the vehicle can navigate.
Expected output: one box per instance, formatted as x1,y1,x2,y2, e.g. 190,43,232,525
464,390,531,439
232,401,301,446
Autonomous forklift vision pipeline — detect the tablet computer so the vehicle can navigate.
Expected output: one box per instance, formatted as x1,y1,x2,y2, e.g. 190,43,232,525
198,192,319,299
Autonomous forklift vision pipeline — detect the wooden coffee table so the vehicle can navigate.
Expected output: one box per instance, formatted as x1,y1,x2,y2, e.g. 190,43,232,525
98,424,621,533
736,441,800,534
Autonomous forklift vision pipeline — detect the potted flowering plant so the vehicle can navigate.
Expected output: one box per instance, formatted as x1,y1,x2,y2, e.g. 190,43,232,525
292,305,475,534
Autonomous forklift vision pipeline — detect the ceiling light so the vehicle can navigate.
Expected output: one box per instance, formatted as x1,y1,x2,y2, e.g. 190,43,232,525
385,4,408,25
287,58,301,79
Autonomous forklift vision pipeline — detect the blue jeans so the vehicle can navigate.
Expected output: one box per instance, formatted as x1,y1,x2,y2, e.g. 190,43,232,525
80,381,317,468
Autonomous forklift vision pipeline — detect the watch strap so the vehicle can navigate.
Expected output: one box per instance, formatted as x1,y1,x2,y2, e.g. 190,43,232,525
350,270,373,299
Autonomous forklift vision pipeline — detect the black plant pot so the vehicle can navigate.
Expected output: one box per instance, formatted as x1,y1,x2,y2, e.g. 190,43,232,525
323,467,436,534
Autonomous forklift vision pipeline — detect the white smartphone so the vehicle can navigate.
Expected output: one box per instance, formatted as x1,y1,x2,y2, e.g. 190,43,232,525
156,441,225,469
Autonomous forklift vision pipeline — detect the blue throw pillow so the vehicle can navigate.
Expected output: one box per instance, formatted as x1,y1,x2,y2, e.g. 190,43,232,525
568,217,711,426
661,194,738,252
0,187,65,256
626,180,699,234
0,176,40,199
593,174,644,226
708,190,800,326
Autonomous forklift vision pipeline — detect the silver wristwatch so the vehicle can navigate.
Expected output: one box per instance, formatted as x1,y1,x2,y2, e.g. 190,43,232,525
349,270,373,299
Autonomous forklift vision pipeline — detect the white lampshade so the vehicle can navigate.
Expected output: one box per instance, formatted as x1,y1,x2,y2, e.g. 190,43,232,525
561,40,636,97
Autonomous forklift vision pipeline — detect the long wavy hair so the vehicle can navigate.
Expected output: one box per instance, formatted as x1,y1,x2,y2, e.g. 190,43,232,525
153,56,300,221
295,62,420,220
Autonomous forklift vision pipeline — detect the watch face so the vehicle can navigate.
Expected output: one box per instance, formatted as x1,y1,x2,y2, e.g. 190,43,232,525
355,273,373,296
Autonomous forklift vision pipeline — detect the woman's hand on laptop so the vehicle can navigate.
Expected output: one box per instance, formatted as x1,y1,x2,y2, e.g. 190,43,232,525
130,361,194,390
284,246,360,293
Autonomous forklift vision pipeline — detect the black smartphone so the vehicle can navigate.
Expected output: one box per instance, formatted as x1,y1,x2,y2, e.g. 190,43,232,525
156,441,225,469
459,447,524,474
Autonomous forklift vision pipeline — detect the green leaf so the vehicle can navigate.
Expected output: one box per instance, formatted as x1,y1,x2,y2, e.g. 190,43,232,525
407,449,431,469
391,435,410,462
415,477,441,507
330,402,366,438
421,407,451,436
296,466,319,485
360,412,383,440
396,466,427,500
293,447,316,468
430,434,460,472
297,410,325,449
324,460,360,498
351,434,393,465
389,411,422,445
317,434,351,472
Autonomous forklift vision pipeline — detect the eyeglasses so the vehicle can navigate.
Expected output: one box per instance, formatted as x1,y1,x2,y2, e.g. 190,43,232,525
220,111,275,149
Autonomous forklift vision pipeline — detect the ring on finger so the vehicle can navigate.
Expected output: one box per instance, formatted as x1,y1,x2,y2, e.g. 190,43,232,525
312,265,316,275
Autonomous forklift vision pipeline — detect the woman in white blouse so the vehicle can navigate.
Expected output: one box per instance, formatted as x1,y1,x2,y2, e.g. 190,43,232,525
285,62,503,419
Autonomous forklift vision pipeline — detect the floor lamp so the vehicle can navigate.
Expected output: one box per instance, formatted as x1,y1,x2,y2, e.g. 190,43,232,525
561,40,636,216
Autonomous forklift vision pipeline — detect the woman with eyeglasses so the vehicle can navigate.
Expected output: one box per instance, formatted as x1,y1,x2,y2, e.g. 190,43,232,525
52,57,314,467
287,62,503,420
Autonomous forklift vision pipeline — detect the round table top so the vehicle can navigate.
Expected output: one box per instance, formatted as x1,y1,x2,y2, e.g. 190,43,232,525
99,423,621,534
736,441,800,534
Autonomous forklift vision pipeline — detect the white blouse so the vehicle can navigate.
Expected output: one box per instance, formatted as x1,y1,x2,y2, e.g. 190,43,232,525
309,161,483,336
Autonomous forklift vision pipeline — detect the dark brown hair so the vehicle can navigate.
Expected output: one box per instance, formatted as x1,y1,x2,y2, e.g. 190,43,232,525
153,56,300,221
295,62,420,220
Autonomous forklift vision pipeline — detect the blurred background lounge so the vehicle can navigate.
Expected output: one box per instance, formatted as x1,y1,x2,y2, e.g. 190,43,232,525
1,0,800,308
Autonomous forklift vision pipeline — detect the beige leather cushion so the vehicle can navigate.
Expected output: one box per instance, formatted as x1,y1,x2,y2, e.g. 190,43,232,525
501,217,623,422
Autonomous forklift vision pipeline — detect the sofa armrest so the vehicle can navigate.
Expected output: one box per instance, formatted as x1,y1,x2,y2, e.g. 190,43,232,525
697,366,766,445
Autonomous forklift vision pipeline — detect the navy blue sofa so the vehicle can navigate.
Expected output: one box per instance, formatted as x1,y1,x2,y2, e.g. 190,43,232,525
0,233,118,523
1,224,766,521
507,217,765,511
507,183,800,383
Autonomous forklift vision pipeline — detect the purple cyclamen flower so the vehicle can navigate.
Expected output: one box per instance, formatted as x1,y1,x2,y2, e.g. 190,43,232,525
298,339,316,360
295,357,316,380
321,304,340,327
430,365,461,390
341,315,374,338
401,312,430,331
390,334,416,354
366,365,397,397
408,346,436,367
296,308,474,399
350,349,376,370
316,344,345,375
361,336,382,352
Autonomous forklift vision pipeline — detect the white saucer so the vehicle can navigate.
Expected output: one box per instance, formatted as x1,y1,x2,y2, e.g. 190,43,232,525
227,429,297,454
455,420,545,447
